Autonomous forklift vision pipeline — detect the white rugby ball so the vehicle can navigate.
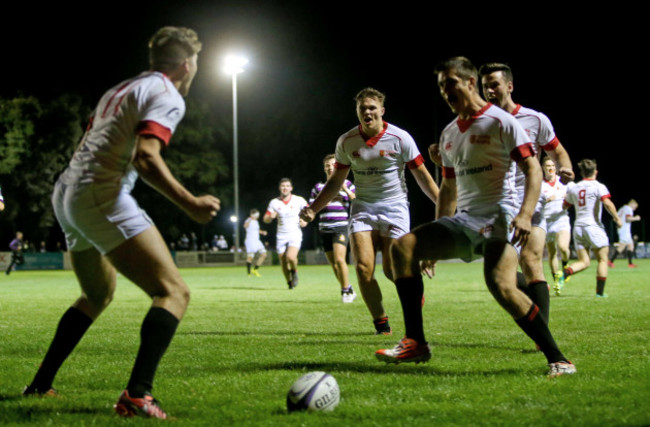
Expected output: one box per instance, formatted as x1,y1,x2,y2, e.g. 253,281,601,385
286,371,340,412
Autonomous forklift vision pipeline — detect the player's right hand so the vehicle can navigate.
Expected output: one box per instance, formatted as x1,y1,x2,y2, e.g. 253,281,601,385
299,207,315,223
187,195,221,224
428,144,442,167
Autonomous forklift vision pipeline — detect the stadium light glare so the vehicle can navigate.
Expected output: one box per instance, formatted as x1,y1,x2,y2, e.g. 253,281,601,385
224,55,247,255
223,55,248,75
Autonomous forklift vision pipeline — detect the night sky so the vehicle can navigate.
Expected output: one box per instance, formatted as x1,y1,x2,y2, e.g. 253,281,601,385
2,2,644,245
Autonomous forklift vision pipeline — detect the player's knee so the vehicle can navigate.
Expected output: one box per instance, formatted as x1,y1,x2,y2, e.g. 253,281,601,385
83,287,115,310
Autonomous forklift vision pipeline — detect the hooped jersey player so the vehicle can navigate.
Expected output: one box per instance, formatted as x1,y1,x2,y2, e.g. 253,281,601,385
542,177,571,224
60,71,185,193
309,180,355,231
334,121,424,204
266,195,308,236
564,179,611,228
439,103,534,215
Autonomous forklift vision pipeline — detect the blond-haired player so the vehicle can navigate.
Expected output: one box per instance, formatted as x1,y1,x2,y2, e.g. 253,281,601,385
24,27,220,419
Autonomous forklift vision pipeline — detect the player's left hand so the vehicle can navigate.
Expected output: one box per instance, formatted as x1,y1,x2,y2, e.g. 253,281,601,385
510,214,532,247
558,167,575,184
420,260,436,278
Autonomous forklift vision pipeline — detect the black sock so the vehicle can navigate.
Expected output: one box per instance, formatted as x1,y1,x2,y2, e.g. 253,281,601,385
515,304,566,363
527,281,550,325
253,265,259,271
394,276,426,344
610,250,617,263
515,272,527,292
561,260,568,269
246,262,251,274
29,307,93,391
626,249,633,265
596,277,606,295
126,307,179,398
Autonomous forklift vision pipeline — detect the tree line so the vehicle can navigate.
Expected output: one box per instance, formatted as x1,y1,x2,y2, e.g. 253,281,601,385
0,95,231,250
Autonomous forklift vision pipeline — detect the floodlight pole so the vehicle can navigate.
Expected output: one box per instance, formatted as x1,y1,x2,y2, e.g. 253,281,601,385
231,71,240,255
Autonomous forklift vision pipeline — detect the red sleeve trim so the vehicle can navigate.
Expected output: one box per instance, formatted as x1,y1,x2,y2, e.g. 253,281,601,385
406,154,425,169
600,194,611,201
510,143,535,163
541,136,560,151
334,161,350,170
442,166,455,179
563,201,572,209
136,120,173,146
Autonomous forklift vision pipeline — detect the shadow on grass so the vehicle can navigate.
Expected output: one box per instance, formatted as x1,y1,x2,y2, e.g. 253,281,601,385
178,330,371,337
241,360,525,377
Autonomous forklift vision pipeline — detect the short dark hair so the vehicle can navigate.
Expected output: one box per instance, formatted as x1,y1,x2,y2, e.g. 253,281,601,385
354,87,386,106
478,62,514,83
279,177,292,186
577,159,597,177
323,154,336,164
149,26,202,73
434,56,478,81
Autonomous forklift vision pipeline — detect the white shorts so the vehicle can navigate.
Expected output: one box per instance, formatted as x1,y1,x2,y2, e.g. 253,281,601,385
435,205,516,263
617,230,633,245
349,199,410,239
573,224,609,250
276,232,302,254
546,215,571,239
245,239,266,256
52,181,153,255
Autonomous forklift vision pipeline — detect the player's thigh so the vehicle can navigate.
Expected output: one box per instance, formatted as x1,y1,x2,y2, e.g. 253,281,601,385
405,221,464,261
106,226,188,300
483,239,518,283
521,227,546,259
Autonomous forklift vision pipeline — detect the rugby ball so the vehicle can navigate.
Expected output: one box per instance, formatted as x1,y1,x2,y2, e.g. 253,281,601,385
286,371,340,412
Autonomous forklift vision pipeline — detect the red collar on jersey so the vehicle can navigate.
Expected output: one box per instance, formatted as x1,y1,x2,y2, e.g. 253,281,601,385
512,104,522,115
457,103,492,133
279,195,293,205
359,121,388,147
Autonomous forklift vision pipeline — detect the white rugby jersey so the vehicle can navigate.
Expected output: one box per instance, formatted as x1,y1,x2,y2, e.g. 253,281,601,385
244,217,262,244
309,180,355,231
564,179,611,227
439,103,534,215
334,122,424,203
617,204,634,239
60,71,185,193
512,105,560,200
266,195,308,235
542,178,571,223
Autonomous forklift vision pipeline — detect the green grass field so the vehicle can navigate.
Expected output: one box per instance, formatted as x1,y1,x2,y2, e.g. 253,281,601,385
1,259,649,426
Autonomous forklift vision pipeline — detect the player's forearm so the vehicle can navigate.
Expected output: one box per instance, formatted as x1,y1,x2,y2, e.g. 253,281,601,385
518,157,542,219
436,179,456,219
412,164,439,204
134,148,197,213
603,199,620,221
310,171,347,213
548,143,572,171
